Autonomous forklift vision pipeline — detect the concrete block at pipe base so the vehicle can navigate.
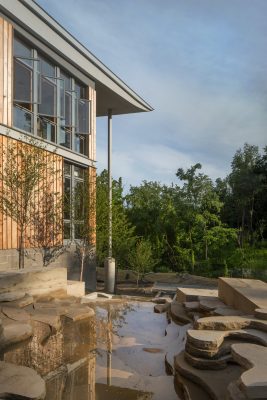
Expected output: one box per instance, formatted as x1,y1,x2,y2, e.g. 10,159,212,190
104,258,116,294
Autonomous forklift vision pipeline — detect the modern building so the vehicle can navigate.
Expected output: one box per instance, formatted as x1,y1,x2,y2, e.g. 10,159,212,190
0,0,152,286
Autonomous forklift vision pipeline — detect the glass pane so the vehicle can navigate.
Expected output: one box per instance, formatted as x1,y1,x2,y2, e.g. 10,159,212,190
65,92,72,127
64,177,71,220
75,83,86,100
14,37,32,61
37,117,56,142
64,162,71,176
61,71,71,91
74,166,84,179
74,223,83,239
59,128,71,148
40,56,55,77
64,222,71,240
75,134,86,155
13,105,33,133
39,76,56,117
76,99,89,134
14,59,32,103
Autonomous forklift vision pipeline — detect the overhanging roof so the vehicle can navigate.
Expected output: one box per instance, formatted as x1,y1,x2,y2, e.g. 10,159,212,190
0,0,153,117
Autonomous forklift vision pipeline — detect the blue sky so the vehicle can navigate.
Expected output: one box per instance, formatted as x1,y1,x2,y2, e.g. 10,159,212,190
37,0,267,188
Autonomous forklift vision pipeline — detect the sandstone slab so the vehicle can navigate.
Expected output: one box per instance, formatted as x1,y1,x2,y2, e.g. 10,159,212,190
81,292,113,303
0,322,32,349
213,306,244,317
198,296,226,311
0,267,67,298
67,280,85,297
0,361,45,399
231,343,267,399
154,303,170,314
0,291,25,302
174,351,244,400
64,306,95,321
195,315,267,332
218,277,267,314
254,308,267,320
28,309,61,330
184,350,231,370
187,328,267,351
2,306,30,322
183,301,200,311
170,301,192,325
176,287,218,303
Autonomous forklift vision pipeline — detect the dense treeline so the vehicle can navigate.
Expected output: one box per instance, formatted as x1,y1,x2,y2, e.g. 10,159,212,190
96,143,267,280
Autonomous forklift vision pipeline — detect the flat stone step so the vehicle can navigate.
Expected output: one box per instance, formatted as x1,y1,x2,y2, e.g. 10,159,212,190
195,315,267,332
0,322,33,349
27,309,61,331
2,306,30,322
187,328,267,352
174,351,244,400
0,291,25,302
176,287,218,303
231,343,267,399
218,277,267,314
0,361,46,399
198,296,226,311
226,382,248,400
154,303,170,314
64,306,95,321
184,350,232,370
170,301,193,325
254,308,267,320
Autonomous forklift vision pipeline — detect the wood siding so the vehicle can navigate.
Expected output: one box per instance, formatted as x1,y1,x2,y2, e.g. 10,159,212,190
0,18,13,127
0,135,63,250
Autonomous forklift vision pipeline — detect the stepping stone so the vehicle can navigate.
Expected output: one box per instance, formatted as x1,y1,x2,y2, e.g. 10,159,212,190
195,315,267,332
0,291,25,302
213,307,244,317
2,306,30,322
152,296,172,304
174,351,244,400
218,277,267,314
184,350,231,370
64,306,94,321
183,301,200,311
28,309,61,331
0,322,32,349
176,287,218,303
170,301,192,325
154,303,170,313
231,343,267,399
187,328,267,351
198,296,226,311
81,292,112,303
254,308,267,321
227,382,247,400
0,361,45,399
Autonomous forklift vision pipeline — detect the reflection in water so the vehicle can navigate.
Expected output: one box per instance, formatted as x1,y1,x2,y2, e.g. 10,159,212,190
2,316,97,400
1,301,177,400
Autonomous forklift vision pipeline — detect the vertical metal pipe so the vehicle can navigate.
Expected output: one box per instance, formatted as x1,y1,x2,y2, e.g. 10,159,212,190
108,109,112,258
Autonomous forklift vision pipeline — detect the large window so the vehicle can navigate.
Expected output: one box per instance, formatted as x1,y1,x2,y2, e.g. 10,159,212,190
63,162,88,240
13,36,91,156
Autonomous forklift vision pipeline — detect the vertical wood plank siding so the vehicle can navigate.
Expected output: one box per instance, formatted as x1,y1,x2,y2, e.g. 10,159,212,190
0,136,63,250
0,18,13,126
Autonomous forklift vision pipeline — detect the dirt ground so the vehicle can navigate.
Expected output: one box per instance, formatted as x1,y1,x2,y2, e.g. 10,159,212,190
96,268,218,297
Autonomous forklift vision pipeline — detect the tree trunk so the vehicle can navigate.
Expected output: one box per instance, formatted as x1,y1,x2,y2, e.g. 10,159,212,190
19,229,25,269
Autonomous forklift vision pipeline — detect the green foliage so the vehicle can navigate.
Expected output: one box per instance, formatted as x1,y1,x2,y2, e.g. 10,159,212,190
96,170,136,268
96,142,267,281
127,238,157,285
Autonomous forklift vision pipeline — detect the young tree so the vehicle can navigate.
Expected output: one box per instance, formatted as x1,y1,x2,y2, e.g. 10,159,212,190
96,170,136,268
0,135,61,269
127,238,156,286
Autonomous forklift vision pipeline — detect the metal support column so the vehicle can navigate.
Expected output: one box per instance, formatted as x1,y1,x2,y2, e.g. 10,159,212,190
104,109,115,293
